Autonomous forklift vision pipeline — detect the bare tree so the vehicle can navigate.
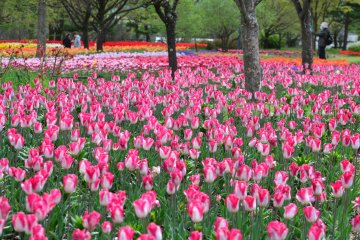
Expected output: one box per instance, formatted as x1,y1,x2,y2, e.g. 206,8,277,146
36,0,47,58
292,0,313,73
234,0,263,96
151,0,180,81
60,0,92,48
90,0,146,52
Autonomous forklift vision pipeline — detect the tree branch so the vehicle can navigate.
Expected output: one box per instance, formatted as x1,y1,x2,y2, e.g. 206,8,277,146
234,0,251,23
153,3,167,23
255,0,263,7
291,0,303,18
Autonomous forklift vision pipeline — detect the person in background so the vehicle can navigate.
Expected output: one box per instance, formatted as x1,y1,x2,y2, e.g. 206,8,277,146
313,22,330,59
63,33,72,48
74,33,81,48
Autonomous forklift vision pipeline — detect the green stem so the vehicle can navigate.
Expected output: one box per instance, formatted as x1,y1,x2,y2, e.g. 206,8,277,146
302,212,307,240
332,198,337,240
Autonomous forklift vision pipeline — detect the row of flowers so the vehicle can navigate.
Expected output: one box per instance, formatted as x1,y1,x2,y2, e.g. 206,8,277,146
1,54,351,77
222,49,303,57
339,50,360,56
0,41,207,58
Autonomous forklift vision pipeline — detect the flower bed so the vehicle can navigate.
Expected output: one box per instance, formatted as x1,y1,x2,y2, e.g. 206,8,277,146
0,41,207,58
0,59,359,239
223,49,303,57
339,50,360,56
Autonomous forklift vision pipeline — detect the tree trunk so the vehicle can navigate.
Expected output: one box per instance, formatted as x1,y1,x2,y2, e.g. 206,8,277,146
221,35,229,52
300,9,313,73
334,31,338,48
166,22,177,80
82,27,89,49
237,27,242,50
241,12,262,95
96,30,105,52
342,15,350,50
36,0,47,58
194,38,198,52
278,33,282,49
144,25,151,42
312,17,318,51
263,32,270,49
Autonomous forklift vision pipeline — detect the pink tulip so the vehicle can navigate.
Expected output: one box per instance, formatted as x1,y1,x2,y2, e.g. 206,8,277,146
283,203,298,220
257,188,270,207
188,200,204,222
267,221,288,240
233,180,248,200
188,231,202,240
341,171,354,189
226,194,240,213
296,187,315,205
63,174,78,193
101,221,112,234
72,229,91,240
228,228,242,240
351,215,360,232
108,204,124,224
243,196,256,212
0,197,11,221
147,222,162,240
303,206,320,223
118,226,135,240
82,211,101,231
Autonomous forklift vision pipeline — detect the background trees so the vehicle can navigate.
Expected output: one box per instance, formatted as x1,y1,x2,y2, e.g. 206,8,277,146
200,0,240,52
1,0,360,93
60,0,91,48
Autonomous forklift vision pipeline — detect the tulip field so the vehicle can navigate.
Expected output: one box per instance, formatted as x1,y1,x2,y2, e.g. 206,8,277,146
0,50,359,240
